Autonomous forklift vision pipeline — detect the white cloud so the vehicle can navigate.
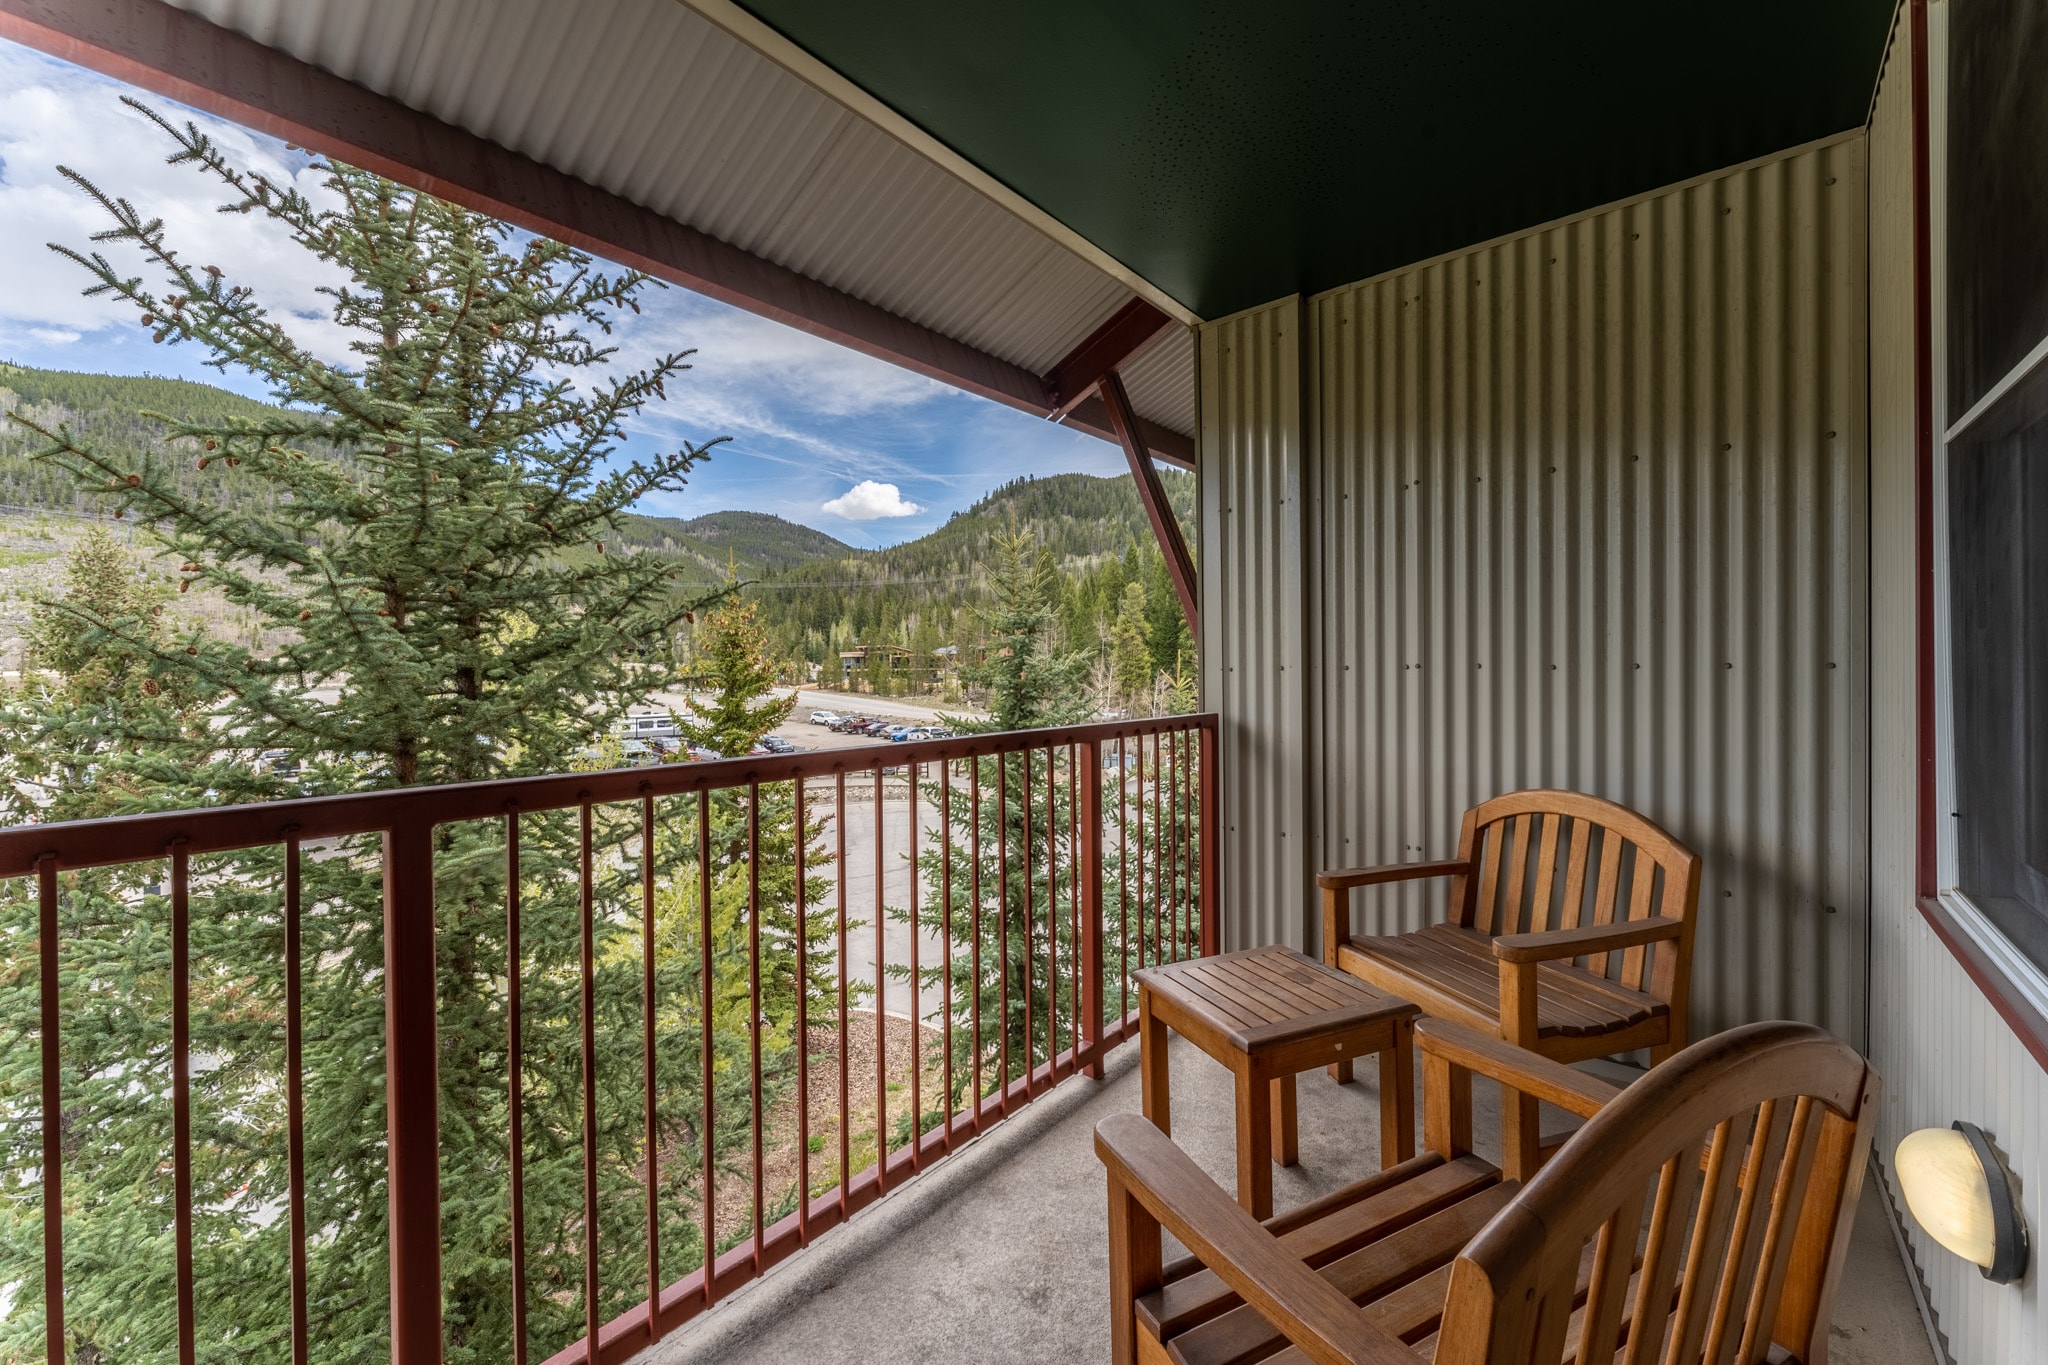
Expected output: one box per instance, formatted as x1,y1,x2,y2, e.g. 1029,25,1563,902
821,480,922,520
0,45,367,369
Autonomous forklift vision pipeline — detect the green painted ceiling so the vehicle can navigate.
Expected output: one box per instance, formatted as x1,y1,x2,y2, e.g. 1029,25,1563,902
737,1,1896,319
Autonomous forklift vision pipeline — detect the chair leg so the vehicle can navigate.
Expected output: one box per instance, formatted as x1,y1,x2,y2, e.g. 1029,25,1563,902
1271,1074,1299,1167
1380,1016,1416,1167
1501,1081,1543,1184
1106,1171,1163,1365
1235,1068,1274,1219
1496,960,1543,1181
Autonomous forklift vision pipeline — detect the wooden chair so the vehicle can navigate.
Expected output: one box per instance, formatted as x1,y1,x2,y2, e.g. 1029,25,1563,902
1321,789,1703,1173
1099,1017,1879,1365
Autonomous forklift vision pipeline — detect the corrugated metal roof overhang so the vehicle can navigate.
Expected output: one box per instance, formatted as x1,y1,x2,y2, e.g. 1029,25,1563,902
3,0,1199,448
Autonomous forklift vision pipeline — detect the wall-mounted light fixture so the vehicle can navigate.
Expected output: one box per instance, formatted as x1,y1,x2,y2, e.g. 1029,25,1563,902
1896,1123,2029,1284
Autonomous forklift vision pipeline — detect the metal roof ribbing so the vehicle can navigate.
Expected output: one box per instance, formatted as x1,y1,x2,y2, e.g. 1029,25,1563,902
155,0,1194,436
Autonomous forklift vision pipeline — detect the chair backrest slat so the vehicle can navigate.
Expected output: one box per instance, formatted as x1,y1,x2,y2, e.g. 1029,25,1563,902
1472,816,1506,933
1737,1096,1827,1365
1559,819,1593,931
1529,815,1561,934
1499,815,1532,936
1619,1141,1710,1365
1620,860,1659,990
1702,1099,1797,1365
1575,1187,1646,1365
1431,1023,1878,1365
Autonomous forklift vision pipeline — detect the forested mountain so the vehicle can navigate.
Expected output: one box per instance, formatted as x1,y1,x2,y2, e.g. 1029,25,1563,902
731,471,1195,693
0,363,1195,693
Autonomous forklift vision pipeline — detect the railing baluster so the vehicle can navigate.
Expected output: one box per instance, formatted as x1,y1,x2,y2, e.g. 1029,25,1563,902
382,821,442,1365
1043,745,1057,1072
1182,729,1196,960
873,766,887,1189
793,776,809,1246
1073,749,1089,1064
835,770,850,1215
37,854,62,1365
579,799,599,1364
1151,734,1166,964
284,831,310,1365
1200,721,1219,957
939,759,954,1152
505,811,528,1364
747,782,764,1271
1078,739,1104,1079
1020,750,1033,1097
968,759,983,1130
908,760,920,1168
1118,737,1130,1012
171,840,194,1365
1134,737,1146,973
696,790,715,1308
997,755,1010,1111
641,791,660,1316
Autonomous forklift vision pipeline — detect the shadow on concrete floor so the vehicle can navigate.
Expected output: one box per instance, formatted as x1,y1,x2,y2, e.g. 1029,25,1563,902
644,1035,1938,1365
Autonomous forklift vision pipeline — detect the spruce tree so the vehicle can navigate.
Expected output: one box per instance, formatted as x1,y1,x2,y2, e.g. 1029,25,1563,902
1109,579,1153,709
0,100,802,1365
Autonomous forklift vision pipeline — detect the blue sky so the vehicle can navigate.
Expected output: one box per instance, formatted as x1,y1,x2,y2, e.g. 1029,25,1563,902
0,39,1128,548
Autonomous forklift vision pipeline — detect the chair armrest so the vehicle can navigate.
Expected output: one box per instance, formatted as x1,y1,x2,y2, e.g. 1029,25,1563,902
1415,1019,1622,1121
1490,915,1684,964
1094,1114,1417,1365
1316,858,1469,892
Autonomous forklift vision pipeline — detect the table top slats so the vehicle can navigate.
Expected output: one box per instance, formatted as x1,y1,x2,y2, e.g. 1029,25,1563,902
1230,951,1353,1013
1138,946,1419,1055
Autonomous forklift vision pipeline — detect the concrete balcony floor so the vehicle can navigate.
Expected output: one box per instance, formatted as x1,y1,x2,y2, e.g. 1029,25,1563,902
648,1034,1939,1365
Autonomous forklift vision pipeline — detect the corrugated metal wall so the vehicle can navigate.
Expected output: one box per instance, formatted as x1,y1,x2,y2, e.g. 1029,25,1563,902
1202,136,1871,1043
1868,8,2045,1359
1198,300,1315,950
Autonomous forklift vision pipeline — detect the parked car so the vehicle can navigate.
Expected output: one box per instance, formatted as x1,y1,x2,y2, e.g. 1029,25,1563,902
685,744,721,762
830,715,871,734
808,709,842,726
760,736,797,754
860,719,896,736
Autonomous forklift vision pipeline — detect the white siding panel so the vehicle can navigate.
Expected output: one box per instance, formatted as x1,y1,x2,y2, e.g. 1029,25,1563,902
1199,300,1314,950
1868,16,2045,1361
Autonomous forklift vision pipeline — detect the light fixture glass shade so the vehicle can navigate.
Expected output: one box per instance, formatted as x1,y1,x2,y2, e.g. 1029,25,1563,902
1896,1123,2029,1283
1897,1128,1996,1267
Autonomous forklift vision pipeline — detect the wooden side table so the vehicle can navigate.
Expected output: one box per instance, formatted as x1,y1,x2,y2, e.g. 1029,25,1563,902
1135,945,1420,1219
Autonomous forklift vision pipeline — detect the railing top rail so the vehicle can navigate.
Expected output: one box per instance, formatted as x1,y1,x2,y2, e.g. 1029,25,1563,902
0,712,1217,875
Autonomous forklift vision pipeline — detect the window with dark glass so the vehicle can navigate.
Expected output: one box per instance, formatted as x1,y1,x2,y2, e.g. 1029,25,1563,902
1950,422,2048,969
1947,0,2048,973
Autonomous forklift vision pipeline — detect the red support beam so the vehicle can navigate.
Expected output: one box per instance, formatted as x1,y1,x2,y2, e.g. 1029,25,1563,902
0,0,1196,465
1043,298,1175,419
1100,372,1198,635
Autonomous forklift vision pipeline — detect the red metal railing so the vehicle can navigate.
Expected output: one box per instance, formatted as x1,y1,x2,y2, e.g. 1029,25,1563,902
1,713,1216,1365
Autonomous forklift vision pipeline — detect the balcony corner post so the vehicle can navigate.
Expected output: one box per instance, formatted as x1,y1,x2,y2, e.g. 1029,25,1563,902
1078,737,1106,1079
383,822,444,1365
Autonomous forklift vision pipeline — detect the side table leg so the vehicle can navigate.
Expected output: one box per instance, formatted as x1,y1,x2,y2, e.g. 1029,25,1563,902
1378,1017,1416,1168
1271,1074,1299,1167
1139,990,1171,1136
1235,1068,1273,1220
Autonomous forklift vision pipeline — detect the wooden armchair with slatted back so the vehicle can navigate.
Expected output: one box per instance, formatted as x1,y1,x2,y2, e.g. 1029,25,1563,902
1321,789,1703,1172
1098,1018,1879,1365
